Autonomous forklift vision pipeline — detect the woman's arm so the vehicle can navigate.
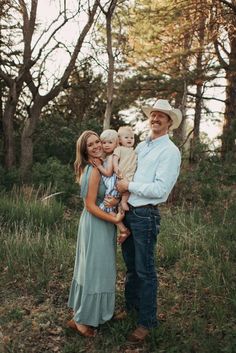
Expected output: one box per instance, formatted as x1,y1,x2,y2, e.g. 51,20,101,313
84,167,124,224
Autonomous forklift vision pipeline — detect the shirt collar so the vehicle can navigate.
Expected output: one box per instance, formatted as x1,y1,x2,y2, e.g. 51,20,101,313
146,134,169,145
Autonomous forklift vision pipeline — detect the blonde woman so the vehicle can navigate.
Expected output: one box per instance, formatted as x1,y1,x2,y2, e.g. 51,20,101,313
67,130,124,337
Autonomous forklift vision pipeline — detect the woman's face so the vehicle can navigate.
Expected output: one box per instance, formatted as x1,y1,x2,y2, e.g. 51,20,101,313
86,134,102,159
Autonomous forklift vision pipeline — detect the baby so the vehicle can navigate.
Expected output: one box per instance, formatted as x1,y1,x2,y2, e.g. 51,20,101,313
96,129,130,243
113,126,137,211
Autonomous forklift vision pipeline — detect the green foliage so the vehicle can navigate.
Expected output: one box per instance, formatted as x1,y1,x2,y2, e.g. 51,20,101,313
31,157,77,201
34,113,78,165
0,166,21,191
176,154,235,207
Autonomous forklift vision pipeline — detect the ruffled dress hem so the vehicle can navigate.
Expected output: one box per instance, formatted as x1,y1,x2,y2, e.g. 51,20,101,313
68,279,115,327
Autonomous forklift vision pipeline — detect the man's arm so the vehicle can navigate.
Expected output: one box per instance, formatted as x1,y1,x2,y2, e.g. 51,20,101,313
130,151,181,199
117,149,181,199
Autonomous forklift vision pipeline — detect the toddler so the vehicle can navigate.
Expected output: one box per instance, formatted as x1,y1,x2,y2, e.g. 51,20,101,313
113,126,137,211
96,129,130,243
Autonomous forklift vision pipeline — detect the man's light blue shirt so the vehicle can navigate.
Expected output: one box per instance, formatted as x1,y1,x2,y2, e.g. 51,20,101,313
128,134,181,206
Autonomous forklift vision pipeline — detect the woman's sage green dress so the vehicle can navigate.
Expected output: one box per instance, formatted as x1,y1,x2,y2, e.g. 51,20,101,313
68,165,116,327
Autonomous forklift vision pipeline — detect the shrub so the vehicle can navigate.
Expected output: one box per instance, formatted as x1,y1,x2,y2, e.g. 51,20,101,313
31,157,80,205
175,155,233,207
0,166,21,191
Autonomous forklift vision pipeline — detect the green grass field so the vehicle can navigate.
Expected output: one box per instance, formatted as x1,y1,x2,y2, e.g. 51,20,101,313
0,195,235,353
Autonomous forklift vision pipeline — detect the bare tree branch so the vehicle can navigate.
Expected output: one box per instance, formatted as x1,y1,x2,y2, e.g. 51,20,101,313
43,0,101,103
180,128,194,149
214,40,229,69
187,91,226,103
32,10,79,63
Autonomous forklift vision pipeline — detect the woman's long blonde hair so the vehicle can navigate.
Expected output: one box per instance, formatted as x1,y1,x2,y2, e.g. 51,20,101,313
74,130,99,183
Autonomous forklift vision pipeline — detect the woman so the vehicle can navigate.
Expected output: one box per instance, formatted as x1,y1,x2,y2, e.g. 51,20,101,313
67,130,124,337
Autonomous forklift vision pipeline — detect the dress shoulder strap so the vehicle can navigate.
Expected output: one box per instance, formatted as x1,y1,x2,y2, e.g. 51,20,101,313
80,165,93,198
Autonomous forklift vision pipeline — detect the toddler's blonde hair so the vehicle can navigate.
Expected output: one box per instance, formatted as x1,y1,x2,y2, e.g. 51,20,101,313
100,129,118,142
118,126,134,136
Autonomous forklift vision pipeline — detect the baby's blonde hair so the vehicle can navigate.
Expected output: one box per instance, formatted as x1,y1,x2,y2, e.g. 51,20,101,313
100,129,118,142
118,126,134,136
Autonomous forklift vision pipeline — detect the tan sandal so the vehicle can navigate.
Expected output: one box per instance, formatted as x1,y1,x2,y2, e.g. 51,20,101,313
67,320,96,337
127,326,149,344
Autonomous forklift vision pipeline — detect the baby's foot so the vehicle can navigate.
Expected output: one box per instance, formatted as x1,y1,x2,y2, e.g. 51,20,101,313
121,200,129,211
118,228,131,244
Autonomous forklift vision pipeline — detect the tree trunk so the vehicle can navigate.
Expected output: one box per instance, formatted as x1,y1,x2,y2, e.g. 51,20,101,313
221,32,236,159
102,0,117,130
173,80,187,146
20,100,43,179
2,105,15,169
194,83,202,140
173,26,191,147
2,85,19,169
189,7,205,163
1,0,100,179
213,2,236,159
189,82,203,163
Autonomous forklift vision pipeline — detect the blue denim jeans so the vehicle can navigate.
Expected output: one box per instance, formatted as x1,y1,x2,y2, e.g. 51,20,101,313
122,206,161,328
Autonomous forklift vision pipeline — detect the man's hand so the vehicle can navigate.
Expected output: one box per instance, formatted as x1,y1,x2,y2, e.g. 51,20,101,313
116,179,129,193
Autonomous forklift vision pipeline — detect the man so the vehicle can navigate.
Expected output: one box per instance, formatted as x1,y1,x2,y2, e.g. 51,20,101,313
116,99,182,344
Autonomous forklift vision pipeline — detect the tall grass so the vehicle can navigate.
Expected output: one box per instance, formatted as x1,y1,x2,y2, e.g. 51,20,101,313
0,188,77,293
0,187,65,230
0,191,235,353
1,225,75,284
155,204,236,353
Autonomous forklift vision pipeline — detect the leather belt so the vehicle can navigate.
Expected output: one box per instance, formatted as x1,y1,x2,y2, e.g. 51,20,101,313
128,203,157,210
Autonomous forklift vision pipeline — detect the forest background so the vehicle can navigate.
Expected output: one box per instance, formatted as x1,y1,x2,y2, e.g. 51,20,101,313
0,1,236,353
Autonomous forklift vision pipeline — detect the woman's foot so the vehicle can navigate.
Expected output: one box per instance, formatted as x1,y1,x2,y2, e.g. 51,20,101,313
67,320,96,337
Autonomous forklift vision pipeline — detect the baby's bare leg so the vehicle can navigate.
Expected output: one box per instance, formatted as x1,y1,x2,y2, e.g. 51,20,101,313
110,211,130,243
110,211,127,233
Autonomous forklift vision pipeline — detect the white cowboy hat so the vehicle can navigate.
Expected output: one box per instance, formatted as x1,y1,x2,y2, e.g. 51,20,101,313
142,99,182,130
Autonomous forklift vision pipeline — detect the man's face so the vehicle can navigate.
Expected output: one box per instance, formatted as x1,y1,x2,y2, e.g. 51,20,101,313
149,110,172,137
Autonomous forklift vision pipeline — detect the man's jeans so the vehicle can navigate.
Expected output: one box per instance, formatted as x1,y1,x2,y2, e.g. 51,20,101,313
122,206,161,328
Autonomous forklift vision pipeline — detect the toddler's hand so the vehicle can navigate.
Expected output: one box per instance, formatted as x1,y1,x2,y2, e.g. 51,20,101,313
115,169,123,179
91,158,102,167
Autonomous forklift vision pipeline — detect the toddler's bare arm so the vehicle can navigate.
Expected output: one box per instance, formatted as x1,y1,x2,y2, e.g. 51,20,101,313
97,155,113,176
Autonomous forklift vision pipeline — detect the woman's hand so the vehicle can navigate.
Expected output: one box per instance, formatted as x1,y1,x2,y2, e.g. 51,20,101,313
104,195,120,208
